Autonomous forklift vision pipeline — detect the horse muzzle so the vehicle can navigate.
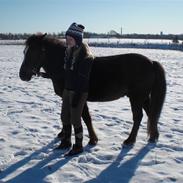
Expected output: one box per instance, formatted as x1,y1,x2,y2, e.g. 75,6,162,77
19,66,35,81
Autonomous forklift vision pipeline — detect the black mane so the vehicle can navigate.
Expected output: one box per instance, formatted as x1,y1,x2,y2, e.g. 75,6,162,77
25,34,66,48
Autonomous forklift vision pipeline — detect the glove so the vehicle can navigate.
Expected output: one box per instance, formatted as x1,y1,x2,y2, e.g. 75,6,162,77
72,92,81,108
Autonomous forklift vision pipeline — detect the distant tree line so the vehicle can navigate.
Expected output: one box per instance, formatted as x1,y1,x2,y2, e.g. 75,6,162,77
85,32,183,41
0,33,64,40
120,34,183,42
0,32,183,42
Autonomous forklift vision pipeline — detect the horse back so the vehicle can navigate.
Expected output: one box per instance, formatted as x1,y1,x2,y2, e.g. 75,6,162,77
88,53,155,101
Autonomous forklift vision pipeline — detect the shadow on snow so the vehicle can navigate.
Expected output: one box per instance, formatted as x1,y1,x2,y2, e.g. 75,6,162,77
86,144,156,183
0,141,155,183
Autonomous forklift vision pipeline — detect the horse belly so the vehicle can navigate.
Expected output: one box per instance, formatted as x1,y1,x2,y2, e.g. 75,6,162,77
88,85,127,102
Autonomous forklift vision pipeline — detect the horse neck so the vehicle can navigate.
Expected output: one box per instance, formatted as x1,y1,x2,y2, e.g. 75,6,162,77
42,41,65,81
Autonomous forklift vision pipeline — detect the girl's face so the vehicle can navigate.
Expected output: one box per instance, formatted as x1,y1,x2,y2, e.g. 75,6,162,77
66,35,76,48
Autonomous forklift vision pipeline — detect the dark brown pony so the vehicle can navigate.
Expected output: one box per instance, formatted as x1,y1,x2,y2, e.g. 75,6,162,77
19,34,166,146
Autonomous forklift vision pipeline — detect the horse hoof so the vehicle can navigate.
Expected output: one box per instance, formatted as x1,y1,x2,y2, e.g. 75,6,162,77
148,137,158,144
122,143,134,149
123,139,135,146
88,138,98,146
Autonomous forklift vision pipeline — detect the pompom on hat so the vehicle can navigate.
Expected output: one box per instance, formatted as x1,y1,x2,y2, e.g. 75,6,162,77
65,22,85,46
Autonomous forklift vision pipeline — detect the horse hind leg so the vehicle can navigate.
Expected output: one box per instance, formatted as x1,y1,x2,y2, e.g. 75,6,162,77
123,96,143,146
82,103,98,145
143,97,150,117
147,116,159,143
143,97,159,142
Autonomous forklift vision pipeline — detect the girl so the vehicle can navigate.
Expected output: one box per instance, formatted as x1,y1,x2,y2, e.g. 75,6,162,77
58,23,93,156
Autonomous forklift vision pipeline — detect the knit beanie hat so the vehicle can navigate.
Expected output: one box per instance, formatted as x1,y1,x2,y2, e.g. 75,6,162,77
65,23,85,46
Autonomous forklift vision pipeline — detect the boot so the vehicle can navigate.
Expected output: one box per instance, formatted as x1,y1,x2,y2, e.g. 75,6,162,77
65,144,83,156
57,124,72,149
65,125,83,156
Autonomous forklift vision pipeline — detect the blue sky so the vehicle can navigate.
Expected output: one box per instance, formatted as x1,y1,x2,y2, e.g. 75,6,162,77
1,0,183,34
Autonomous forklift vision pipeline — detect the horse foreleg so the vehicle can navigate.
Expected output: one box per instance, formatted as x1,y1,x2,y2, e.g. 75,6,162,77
57,105,65,141
82,103,98,145
123,97,143,146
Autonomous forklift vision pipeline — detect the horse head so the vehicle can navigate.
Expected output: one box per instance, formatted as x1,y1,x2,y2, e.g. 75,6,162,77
19,33,47,81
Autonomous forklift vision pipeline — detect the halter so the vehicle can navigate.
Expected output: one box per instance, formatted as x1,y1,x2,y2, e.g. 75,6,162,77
31,47,50,79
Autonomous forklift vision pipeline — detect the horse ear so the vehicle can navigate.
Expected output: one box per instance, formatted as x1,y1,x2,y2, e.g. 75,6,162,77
42,33,47,39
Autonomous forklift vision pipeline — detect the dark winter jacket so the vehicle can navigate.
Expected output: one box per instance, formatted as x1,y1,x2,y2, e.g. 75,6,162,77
64,43,93,93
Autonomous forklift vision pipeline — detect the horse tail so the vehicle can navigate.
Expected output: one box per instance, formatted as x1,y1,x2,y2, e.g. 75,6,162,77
147,61,166,140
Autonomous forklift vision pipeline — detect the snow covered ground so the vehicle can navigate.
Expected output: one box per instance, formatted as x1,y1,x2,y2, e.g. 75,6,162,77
0,38,172,45
0,45,183,183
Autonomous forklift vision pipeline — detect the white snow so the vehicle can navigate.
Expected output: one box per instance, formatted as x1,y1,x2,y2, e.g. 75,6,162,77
0,45,183,183
0,38,172,45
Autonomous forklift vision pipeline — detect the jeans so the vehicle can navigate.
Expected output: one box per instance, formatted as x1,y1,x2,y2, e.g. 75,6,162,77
61,89,88,128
